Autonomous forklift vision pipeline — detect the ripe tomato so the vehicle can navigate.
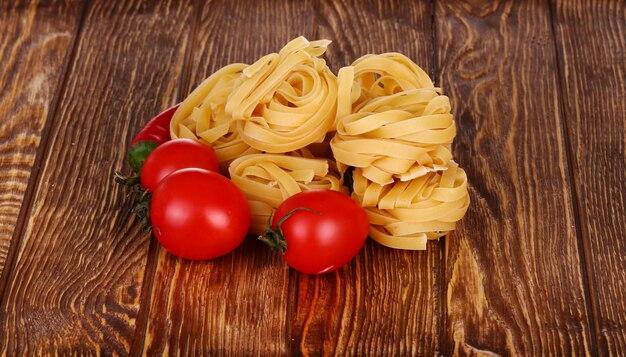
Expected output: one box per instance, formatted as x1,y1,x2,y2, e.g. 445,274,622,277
150,168,250,260
140,139,218,192
130,104,179,146
260,190,369,274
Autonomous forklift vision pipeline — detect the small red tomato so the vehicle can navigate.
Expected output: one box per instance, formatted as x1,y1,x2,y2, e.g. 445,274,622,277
150,168,250,260
260,190,369,274
140,139,218,192
131,104,179,146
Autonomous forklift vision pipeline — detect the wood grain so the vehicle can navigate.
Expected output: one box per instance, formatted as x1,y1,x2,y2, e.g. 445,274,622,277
288,0,442,355
139,0,317,355
0,0,82,279
0,0,194,354
436,0,594,355
551,0,626,354
3,0,624,354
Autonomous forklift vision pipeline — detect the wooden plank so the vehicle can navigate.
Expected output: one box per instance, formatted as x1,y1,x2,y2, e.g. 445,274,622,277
0,0,82,278
139,0,317,355
289,0,442,355
436,0,595,355
551,0,626,354
0,0,194,354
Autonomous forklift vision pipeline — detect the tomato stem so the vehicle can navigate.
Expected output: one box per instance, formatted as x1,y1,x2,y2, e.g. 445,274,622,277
114,171,140,186
114,170,153,232
258,207,323,254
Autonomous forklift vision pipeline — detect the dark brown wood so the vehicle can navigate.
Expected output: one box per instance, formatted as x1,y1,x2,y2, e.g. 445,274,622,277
436,0,594,355
292,243,442,356
138,0,317,355
3,0,626,354
0,0,194,354
0,0,82,278
551,0,626,354
288,0,442,355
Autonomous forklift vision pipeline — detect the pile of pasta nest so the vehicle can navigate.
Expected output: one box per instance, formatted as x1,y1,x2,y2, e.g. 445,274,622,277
170,37,469,250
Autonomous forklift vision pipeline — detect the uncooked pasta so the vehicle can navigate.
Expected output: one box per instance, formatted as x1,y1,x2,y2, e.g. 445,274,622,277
331,54,455,186
170,64,259,171
170,38,469,250
352,161,469,250
225,36,338,153
228,153,343,234
327,53,469,249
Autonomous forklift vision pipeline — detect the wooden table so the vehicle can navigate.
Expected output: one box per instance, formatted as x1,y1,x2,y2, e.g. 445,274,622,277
1,0,624,355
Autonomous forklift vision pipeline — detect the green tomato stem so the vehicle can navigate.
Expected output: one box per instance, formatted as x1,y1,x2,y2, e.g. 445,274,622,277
258,207,323,254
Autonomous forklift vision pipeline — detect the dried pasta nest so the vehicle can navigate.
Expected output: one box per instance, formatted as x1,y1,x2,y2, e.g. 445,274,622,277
225,37,338,153
351,161,470,250
330,53,469,249
228,151,344,234
331,54,456,186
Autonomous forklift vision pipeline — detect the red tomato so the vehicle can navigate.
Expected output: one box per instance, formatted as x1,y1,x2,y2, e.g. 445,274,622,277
260,190,369,274
140,139,218,192
131,104,178,146
150,168,250,260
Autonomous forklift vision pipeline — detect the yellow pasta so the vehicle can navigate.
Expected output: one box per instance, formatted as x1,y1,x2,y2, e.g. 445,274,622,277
352,161,470,250
331,53,468,249
351,52,435,104
331,56,456,185
228,153,344,234
170,63,259,171
225,36,338,153
169,38,470,249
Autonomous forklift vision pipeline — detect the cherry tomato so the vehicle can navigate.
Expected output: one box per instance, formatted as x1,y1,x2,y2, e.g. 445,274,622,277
151,168,250,260
131,104,178,146
140,139,218,192
260,190,369,274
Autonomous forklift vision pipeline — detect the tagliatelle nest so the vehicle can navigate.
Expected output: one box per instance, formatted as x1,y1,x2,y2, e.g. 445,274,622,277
351,161,469,250
225,37,338,153
228,151,344,234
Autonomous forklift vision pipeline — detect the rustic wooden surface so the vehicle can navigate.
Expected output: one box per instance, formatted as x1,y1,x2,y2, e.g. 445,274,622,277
437,0,593,355
0,0,83,281
0,0,624,355
551,0,626,354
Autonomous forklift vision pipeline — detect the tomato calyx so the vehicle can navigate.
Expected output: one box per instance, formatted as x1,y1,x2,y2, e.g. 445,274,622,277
259,207,323,254
114,171,140,186
114,140,158,187
127,141,158,173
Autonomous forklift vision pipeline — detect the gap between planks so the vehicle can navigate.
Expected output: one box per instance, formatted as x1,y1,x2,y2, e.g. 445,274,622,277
429,0,448,355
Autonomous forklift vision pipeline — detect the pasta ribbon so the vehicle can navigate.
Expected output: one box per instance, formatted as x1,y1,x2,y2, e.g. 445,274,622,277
170,63,259,171
352,161,470,250
351,52,435,104
229,153,344,234
332,64,456,185
225,36,338,153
